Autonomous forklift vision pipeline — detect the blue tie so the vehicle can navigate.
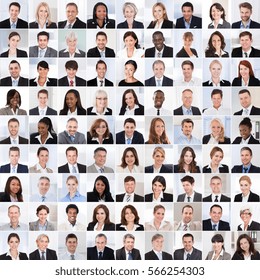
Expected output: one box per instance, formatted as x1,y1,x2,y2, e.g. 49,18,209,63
126,138,131,144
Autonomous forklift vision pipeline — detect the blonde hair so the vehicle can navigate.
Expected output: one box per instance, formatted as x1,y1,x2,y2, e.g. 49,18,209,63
36,2,52,24
210,118,225,142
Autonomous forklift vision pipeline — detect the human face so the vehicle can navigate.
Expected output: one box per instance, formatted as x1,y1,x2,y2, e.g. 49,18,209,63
184,38,193,48
9,5,20,22
212,93,222,109
154,120,165,137
9,151,20,166
9,35,20,49
8,206,20,223
124,64,135,79
239,92,251,108
211,5,223,21
96,94,107,108
182,90,193,108
182,122,193,137
153,151,165,166
125,208,135,223
210,178,222,194
212,35,222,51
210,206,222,223
38,150,49,165
67,208,77,223
95,121,107,137
95,180,106,195
183,150,193,165
66,120,78,136
154,92,165,108
240,7,252,23
239,238,250,253
9,63,20,79
38,5,48,21
152,181,164,195
211,151,223,166
182,65,193,80
152,237,164,251
125,92,135,109
95,236,107,251
66,92,77,109
38,178,50,196
239,124,251,140
37,66,49,79
154,208,165,222
239,180,251,196
153,5,165,21
38,122,48,136
8,121,19,137
210,62,222,78
240,35,252,51
182,207,193,223
66,178,78,194
240,210,252,224
240,150,252,166
153,63,165,79
95,4,107,21
96,208,106,223
36,236,49,251
67,38,77,51
124,6,135,21
124,35,137,49
66,5,78,23
94,151,107,166
66,238,77,253
124,122,135,138
66,150,78,165
38,93,48,107
183,236,194,252
239,65,250,79
96,63,107,79
182,6,193,21
211,120,222,137
8,237,20,251
182,182,194,196
66,68,77,80
37,209,48,223
212,241,223,253
124,237,134,251
96,35,107,51
9,179,20,196
125,151,136,167
10,92,20,108
152,34,164,51
124,180,135,194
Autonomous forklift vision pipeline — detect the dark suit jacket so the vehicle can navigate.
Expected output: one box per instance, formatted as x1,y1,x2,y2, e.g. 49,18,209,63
58,17,86,28
145,164,173,173
0,135,28,144
174,247,202,260
0,48,27,57
0,76,28,86
0,18,28,28
234,106,260,115
203,194,231,202
116,247,141,260
87,46,115,57
203,79,231,86
232,251,260,260
58,49,85,57
87,19,115,29
87,106,112,115
59,106,86,115
87,246,115,260
29,78,57,86
29,106,57,115
58,76,86,86
145,250,172,260
145,45,173,57
87,191,114,202
117,20,144,29
116,223,144,231
232,20,260,29
232,164,260,173
119,104,144,115
58,163,87,173
0,252,28,260
87,222,115,231
145,75,173,86
176,47,198,57
232,46,260,57
147,19,174,29
29,248,57,260
203,219,230,231
175,16,202,29
145,192,173,202
116,193,144,202
87,132,113,144
87,78,113,86
30,133,57,144
202,134,231,144
202,164,229,173
232,135,259,144
29,21,57,28
238,221,260,231
174,106,201,115
232,76,260,86
0,163,28,173
177,191,202,202
0,192,12,202
234,191,260,202
116,130,144,144
174,165,200,173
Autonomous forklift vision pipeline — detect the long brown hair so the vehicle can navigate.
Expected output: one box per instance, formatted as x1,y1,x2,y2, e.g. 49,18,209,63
178,146,198,173
89,118,110,139
4,176,23,202
147,117,169,144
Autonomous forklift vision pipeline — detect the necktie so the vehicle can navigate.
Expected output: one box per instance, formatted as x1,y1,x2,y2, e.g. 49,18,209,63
68,23,72,28
243,167,248,173
100,51,105,57
183,223,188,231
157,52,161,58
157,80,161,86
70,254,75,260
243,108,249,115
12,80,18,86
41,196,46,202
126,138,131,144
126,194,131,202
69,80,74,86
41,251,45,260
12,139,17,144
128,251,133,260
212,224,217,230
214,195,219,202
39,49,45,57
186,109,192,115
99,80,103,86
72,165,77,173
244,52,248,57
157,109,160,115
98,252,103,260
70,135,75,142
157,252,162,260
40,109,45,115
12,166,16,173
99,168,104,173
187,196,191,202
11,22,16,29
186,253,191,260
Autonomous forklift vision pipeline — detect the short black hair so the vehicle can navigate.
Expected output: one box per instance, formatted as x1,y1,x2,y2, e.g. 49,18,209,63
9,2,20,10
37,61,49,69
65,60,78,70
124,118,136,126
66,204,79,214
211,89,223,98
182,2,193,11
96,31,107,39
66,146,78,156
37,31,49,40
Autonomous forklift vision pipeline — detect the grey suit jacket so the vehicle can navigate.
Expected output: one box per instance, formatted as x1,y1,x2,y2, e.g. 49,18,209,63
0,107,27,115
58,131,86,144
177,191,202,202
29,220,55,231
29,164,53,173
87,164,114,173
205,250,231,260
174,247,202,260
29,46,57,57
174,221,202,231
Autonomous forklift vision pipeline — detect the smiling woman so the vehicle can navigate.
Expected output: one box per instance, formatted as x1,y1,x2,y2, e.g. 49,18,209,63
117,147,143,173
0,176,23,202
60,175,86,202
0,89,27,115
1,32,28,57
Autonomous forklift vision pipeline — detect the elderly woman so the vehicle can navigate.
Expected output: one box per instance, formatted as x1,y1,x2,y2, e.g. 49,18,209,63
237,206,260,231
59,31,85,57
87,90,112,115
203,146,229,173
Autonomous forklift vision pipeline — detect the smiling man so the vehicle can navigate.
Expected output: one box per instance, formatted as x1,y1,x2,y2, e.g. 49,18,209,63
177,175,202,202
30,176,56,202
146,90,171,116
234,89,260,115
176,118,200,144
59,204,85,231
87,60,113,86
174,89,201,115
116,234,141,260
59,233,85,260
203,89,229,115
87,147,114,173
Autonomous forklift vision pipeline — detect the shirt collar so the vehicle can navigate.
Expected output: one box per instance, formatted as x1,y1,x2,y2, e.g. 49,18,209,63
34,76,50,87
91,106,109,115
240,19,251,28
63,47,81,54
35,131,53,144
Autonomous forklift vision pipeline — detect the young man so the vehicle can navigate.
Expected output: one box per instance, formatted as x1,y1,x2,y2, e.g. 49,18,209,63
87,60,113,86
145,234,172,260
177,175,202,202
59,234,85,260
234,89,260,115
203,89,229,115
146,90,171,116
176,118,201,144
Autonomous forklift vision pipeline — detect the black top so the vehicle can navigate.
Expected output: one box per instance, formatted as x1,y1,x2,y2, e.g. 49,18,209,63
87,132,113,144
87,107,112,115
202,134,231,144
29,21,57,28
118,80,144,86
232,76,260,86
116,223,144,231
147,19,174,29
117,20,144,29
119,104,144,115
59,107,86,115
87,222,115,231
87,19,115,29
30,133,57,144
176,47,198,58
58,17,86,28
0,49,28,57
205,50,229,57
87,191,114,202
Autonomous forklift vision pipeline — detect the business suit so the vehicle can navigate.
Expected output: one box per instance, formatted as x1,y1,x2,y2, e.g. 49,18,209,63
232,251,260,260
232,164,260,173
234,191,260,202
175,16,202,29
0,192,15,201
145,192,173,202
58,76,86,86
203,194,231,202
176,47,198,57
232,76,260,86
117,20,144,29
145,164,173,173
29,106,57,115
205,250,231,260
174,221,202,231
58,163,86,173
87,191,114,202
29,46,57,57
116,130,144,144
0,76,28,86
174,165,200,173
145,45,173,57
58,131,86,144
29,21,57,28
232,135,259,144
87,132,113,144
232,46,260,57
87,164,114,173
0,136,28,144
119,104,144,115
29,248,57,260
87,19,115,29
116,223,144,231
87,46,115,57
203,219,230,231
232,20,260,29
234,106,260,115
202,134,231,144
29,220,55,231
145,250,172,260
0,49,27,57
174,247,202,260
177,191,202,202
87,77,113,87
202,164,229,173
116,193,144,202
116,247,141,260
0,163,28,173
87,246,115,260
29,78,57,86
203,80,231,86
208,20,230,29
59,49,85,57
0,18,28,28
29,164,53,173
0,107,27,115
59,107,86,115
145,75,173,86
58,17,86,28
174,106,201,115
238,221,260,231
30,133,57,144
87,222,115,231
87,106,112,115
147,19,174,29
0,252,28,260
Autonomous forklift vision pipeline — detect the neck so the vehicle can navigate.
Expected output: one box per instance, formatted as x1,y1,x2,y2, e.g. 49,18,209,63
154,163,162,169
69,106,76,112
10,221,18,227
212,77,220,83
184,76,192,82
39,162,46,168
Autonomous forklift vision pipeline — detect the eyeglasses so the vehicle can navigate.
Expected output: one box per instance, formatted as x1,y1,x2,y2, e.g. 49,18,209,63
241,212,251,215
96,98,107,100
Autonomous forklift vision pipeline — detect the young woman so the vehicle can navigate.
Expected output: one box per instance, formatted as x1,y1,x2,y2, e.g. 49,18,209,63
0,176,23,202
203,146,229,173
146,117,171,144
205,31,229,57
117,147,143,173
176,32,198,57
174,146,200,173
119,89,144,115
59,89,86,115
118,60,144,86
205,234,231,260
0,32,27,57
29,205,55,230
0,89,27,115
60,175,86,202
87,118,113,144
208,3,231,29
29,147,53,173
234,175,260,202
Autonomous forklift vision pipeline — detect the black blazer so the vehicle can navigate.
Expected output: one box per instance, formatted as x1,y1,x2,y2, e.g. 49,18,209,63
0,76,28,86
119,104,144,115
29,248,57,260
232,20,260,29
87,106,112,115
232,76,260,86
58,49,85,57
232,135,260,144
116,223,144,231
87,132,113,144
203,79,231,86
202,134,231,144
238,221,260,231
234,191,260,202
116,130,144,144
0,163,28,173
87,46,115,57
58,17,86,28
0,192,13,202
232,164,260,173
234,106,260,115
145,76,173,86
0,18,28,28
87,19,115,29
176,47,198,57
58,163,87,173
202,164,229,173
203,194,231,202
0,49,28,57
174,165,200,173
117,20,144,29
59,107,86,115
175,16,202,28
232,251,260,260
147,19,174,29
87,192,114,202
58,76,86,86
0,136,29,144
174,248,202,260
203,219,230,231
145,250,172,260
145,164,173,173
87,78,113,87
145,45,173,57
30,133,57,144
174,106,201,115
205,50,229,57
29,21,57,28
0,252,28,260
116,193,144,202
116,247,141,260
145,192,173,202
29,78,57,86
87,222,115,231
87,246,115,260
232,46,260,57
29,106,57,115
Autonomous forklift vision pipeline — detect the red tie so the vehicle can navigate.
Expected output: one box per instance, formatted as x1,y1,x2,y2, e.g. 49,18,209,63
70,80,74,86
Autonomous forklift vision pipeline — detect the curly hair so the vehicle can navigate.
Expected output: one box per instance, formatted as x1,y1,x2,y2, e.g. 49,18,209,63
177,146,198,173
